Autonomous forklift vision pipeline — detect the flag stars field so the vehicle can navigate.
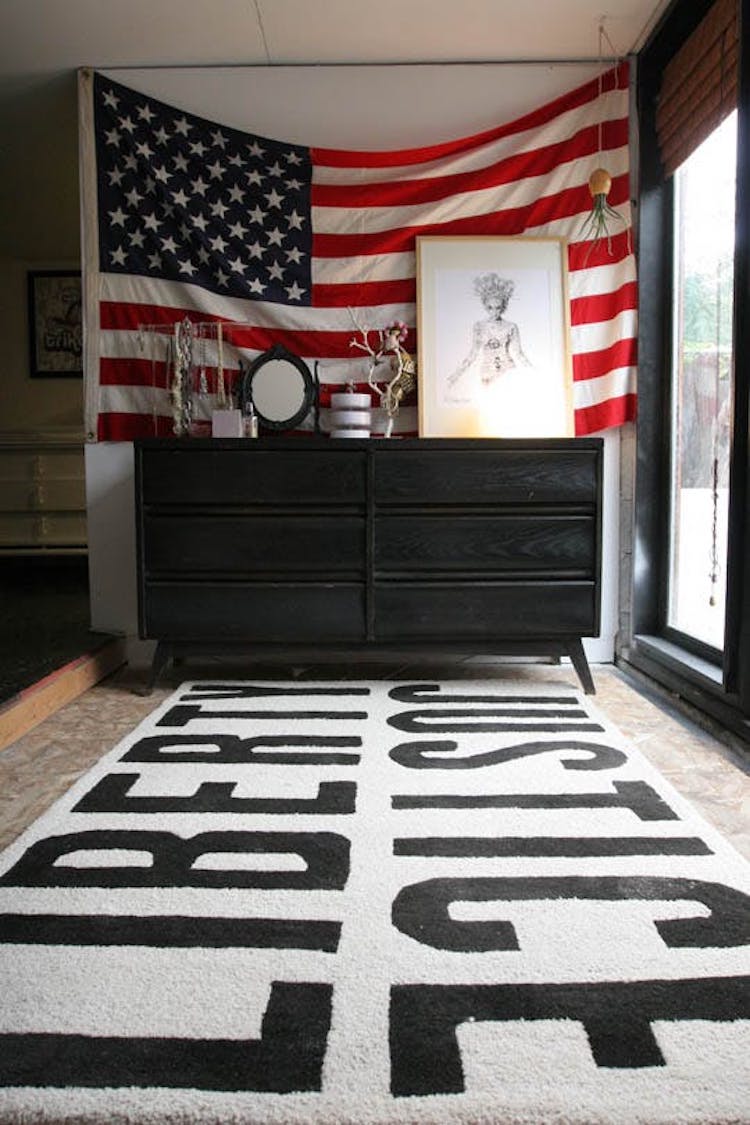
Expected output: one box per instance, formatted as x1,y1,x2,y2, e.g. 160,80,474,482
95,75,312,305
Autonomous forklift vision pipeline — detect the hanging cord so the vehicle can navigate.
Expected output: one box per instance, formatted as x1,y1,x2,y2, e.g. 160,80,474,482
578,19,629,257
597,22,605,160
596,19,622,160
709,454,719,606
708,257,723,607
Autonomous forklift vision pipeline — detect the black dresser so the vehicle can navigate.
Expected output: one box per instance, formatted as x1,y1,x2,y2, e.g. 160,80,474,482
135,437,603,691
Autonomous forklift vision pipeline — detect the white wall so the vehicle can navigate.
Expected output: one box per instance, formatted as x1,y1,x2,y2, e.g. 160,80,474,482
86,61,617,663
86,440,138,636
97,63,599,151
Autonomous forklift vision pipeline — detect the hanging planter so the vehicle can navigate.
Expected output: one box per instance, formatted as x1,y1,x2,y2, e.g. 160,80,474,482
579,166,625,247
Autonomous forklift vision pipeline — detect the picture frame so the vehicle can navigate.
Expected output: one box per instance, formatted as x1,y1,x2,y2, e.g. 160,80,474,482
27,270,83,378
416,236,574,438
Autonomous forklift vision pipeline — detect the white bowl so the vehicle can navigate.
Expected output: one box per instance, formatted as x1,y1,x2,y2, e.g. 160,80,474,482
330,392,371,410
330,428,371,439
329,408,372,427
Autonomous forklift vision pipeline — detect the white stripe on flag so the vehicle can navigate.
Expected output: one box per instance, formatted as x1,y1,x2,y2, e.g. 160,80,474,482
313,251,415,287
98,383,172,415
568,256,637,299
570,308,638,354
573,366,637,409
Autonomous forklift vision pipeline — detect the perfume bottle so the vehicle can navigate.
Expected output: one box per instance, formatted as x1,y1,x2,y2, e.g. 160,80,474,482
243,399,258,438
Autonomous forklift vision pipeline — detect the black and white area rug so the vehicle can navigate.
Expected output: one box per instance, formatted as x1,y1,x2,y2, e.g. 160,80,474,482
0,680,749,1124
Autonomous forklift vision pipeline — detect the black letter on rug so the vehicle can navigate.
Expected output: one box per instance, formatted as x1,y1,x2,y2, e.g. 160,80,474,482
74,775,356,815
122,733,361,764
392,876,750,951
0,830,350,889
389,739,626,770
158,705,367,727
390,976,750,1095
182,684,371,699
392,780,679,821
0,981,332,1092
0,914,341,951
386,707,600,733
388,684,578,705
395,836,710,858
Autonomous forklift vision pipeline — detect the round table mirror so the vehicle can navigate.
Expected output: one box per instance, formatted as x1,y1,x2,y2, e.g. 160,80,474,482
239,345,316,431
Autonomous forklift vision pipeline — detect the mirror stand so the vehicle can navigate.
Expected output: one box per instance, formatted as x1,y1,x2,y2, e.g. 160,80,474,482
238,344,319,433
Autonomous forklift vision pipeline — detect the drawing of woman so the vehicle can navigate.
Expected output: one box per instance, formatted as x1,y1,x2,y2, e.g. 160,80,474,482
446,273,530,393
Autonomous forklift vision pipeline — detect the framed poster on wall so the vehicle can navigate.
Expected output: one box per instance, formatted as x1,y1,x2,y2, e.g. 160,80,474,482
28,270,83,378
417,236,574,438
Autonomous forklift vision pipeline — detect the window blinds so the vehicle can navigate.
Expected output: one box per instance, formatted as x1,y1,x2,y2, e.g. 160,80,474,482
656,0,738,175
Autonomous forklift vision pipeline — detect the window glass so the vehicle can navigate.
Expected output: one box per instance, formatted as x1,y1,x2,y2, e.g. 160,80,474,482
668,110,736,651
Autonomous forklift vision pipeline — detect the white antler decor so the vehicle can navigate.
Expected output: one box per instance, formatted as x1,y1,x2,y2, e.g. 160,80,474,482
348,309,416,438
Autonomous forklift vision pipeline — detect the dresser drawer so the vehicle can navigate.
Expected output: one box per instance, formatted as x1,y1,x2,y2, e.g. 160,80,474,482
374,582,598,639
0,511,87,549
143,514,365,576
140,449,366,506
375,514,595,574
373,448,598,506
143,583,366,641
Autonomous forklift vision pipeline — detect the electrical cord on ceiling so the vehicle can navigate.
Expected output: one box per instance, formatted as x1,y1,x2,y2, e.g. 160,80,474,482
252,0,272,63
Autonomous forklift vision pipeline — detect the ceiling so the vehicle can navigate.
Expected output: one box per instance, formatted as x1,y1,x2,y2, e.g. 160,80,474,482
1,0,671,80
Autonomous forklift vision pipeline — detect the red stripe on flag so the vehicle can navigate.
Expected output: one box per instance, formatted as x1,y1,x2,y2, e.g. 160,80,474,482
570,281,638,326
572,337,637,382
99,357,244,397
312,62,628,168
100,302,224,331
99,357,169,386
312,278,416,308
574,393,637,436
567,228,632,271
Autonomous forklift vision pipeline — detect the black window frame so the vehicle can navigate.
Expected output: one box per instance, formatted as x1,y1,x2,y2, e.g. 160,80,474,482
626,0,750,738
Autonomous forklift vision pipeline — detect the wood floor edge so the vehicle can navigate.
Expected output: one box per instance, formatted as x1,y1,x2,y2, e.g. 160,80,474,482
0,639,128,750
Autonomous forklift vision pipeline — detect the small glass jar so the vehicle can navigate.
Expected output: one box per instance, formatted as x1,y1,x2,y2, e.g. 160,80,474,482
243,401,259,438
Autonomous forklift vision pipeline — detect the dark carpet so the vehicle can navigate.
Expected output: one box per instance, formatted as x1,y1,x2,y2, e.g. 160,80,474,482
0,556,112,704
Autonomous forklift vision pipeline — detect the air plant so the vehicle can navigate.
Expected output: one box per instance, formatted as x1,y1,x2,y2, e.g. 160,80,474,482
579,167,625,252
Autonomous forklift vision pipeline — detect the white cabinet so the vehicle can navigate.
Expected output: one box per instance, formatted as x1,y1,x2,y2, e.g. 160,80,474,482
0,431,86,552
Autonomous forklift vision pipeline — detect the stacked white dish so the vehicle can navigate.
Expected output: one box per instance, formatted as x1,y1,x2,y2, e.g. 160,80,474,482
329,391,372,438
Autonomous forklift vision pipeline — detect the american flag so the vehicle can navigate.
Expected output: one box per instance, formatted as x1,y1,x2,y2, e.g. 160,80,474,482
81,65,636,440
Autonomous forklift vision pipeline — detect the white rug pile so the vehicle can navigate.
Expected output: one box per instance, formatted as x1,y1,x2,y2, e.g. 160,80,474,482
0,680,748,1124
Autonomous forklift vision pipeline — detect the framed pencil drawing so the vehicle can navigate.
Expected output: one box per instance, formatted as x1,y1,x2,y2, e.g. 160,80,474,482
416,236,574,437
28,270,83,378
